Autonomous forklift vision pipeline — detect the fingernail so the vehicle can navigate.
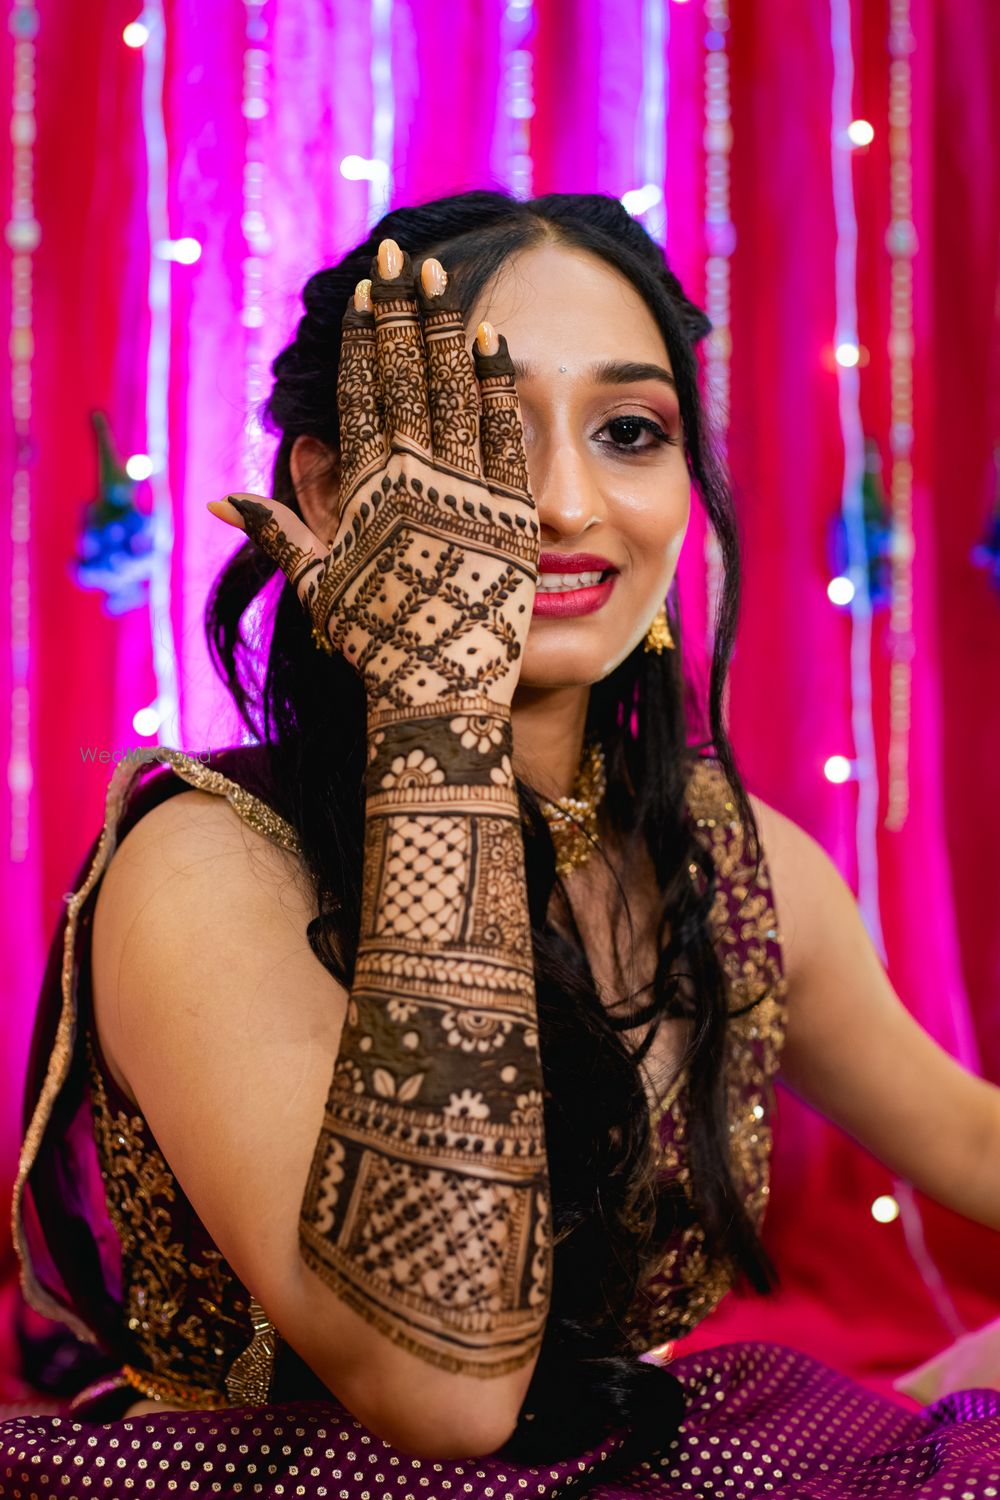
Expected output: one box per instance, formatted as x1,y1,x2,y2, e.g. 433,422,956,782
206,498,243,529
354,278,373,312
475,320,500,356
420,258,448,297
377,238,403,279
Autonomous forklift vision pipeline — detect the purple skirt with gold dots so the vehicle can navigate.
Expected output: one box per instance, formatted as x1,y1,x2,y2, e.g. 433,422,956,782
2,1342,1000,1499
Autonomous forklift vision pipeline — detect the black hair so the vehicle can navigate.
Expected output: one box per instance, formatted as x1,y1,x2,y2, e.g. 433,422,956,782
206,189,776,1463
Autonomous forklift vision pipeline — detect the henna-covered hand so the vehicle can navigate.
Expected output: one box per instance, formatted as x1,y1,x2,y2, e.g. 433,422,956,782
209,241,551,1382
208,241,539,714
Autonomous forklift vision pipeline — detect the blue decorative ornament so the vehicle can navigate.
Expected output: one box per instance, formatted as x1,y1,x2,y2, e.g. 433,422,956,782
971,449,1000,595
826,437,894,610
73,412,156,616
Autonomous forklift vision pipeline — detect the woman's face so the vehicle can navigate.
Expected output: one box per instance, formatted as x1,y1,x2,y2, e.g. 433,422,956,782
467,241,691,691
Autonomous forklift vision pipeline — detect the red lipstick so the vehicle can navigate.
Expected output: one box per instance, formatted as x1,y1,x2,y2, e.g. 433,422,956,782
532,549,620,619
537,552,618,574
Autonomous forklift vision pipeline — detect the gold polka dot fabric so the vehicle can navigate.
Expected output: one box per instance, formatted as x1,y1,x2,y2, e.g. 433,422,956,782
2,1343,1000,1495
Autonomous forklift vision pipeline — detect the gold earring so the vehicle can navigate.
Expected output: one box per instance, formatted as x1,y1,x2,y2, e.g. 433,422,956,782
643,603,675,653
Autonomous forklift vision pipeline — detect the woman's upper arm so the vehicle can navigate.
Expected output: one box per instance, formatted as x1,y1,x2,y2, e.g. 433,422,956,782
751,796,1000,1228
92,788,349,1330
91,790,524,1456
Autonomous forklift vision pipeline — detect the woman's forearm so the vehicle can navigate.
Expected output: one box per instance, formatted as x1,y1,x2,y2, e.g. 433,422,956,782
299,692,551,1378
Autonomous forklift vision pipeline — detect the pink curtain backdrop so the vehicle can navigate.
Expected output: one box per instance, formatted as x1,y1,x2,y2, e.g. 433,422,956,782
1,0,998,1402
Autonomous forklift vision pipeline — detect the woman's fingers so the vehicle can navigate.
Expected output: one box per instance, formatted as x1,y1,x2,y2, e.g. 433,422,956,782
473,325,533,504
337,280,387,505
207,493,329,624
415,257,483,483
370,240,433,460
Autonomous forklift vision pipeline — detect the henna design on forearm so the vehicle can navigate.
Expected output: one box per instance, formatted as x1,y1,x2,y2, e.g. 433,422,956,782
300,698,550,1376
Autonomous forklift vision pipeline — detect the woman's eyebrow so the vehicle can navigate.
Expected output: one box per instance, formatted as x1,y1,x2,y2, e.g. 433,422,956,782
509,356,678,393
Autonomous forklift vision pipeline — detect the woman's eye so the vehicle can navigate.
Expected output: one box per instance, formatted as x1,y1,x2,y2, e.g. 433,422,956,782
597,415,676,452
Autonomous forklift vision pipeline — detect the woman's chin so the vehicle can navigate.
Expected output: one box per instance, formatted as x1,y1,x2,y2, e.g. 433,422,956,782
515,637,627,692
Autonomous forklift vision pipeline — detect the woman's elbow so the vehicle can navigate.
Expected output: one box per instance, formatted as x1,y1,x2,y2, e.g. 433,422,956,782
339,1356,526,1459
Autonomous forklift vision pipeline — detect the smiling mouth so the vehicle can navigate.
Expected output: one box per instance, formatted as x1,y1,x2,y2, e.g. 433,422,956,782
535,568,616,593
536,555,620,594
532,549,621,616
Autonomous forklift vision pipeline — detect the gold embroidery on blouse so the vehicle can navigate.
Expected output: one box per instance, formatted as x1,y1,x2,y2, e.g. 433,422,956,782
11,752,161,1344
629,760,788,1347
225,1297,277,1406
85,1032,263,1402
11,748,290,1386
120,1364,229,1411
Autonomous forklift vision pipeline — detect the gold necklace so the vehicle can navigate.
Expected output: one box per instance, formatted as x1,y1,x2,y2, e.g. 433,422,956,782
538,738,607,876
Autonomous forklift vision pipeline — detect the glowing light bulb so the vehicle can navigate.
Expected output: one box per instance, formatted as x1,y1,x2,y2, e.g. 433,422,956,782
153,237,201,264
621,184,663,217
827,575,856,606
847,119,875,147
133,706,161,737
835,342,860,368
126,454,154,482
871,1195,900,1224
123,20,150,48
339,155,390,186
824,755,853,784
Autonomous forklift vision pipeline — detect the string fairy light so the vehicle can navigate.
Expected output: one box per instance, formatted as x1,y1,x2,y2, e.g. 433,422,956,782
884,0,916,831
495,0,534,199
702,0,733,655
6,0,39,861
829,0,884,954
630,0,668,242
368,0,395,228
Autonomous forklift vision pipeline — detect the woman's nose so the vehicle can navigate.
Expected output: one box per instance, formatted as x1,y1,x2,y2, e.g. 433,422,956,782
527,438,607,540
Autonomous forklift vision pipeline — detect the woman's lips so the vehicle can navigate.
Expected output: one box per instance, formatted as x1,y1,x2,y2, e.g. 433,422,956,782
531,574,618,618
531,550,621,619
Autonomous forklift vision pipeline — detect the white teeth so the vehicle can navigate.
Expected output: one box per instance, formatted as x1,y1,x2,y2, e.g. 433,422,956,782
536,571,605,593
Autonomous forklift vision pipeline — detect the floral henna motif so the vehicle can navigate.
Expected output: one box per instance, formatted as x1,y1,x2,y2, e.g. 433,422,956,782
474,339,532,502
336,306,386,501
417,277,482,482
299,703,550,1376
370,254,433,459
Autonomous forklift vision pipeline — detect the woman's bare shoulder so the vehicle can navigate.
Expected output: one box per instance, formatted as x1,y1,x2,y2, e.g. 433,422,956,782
746,792,856,991
91,782,343,1109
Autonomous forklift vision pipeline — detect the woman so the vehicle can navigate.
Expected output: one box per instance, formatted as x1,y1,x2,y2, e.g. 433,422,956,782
6,190,1000,1495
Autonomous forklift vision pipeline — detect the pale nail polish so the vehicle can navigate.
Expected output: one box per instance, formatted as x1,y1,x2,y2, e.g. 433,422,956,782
378,238,403,278
420,258,448,297
354,278,373,312
476,321,500,356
